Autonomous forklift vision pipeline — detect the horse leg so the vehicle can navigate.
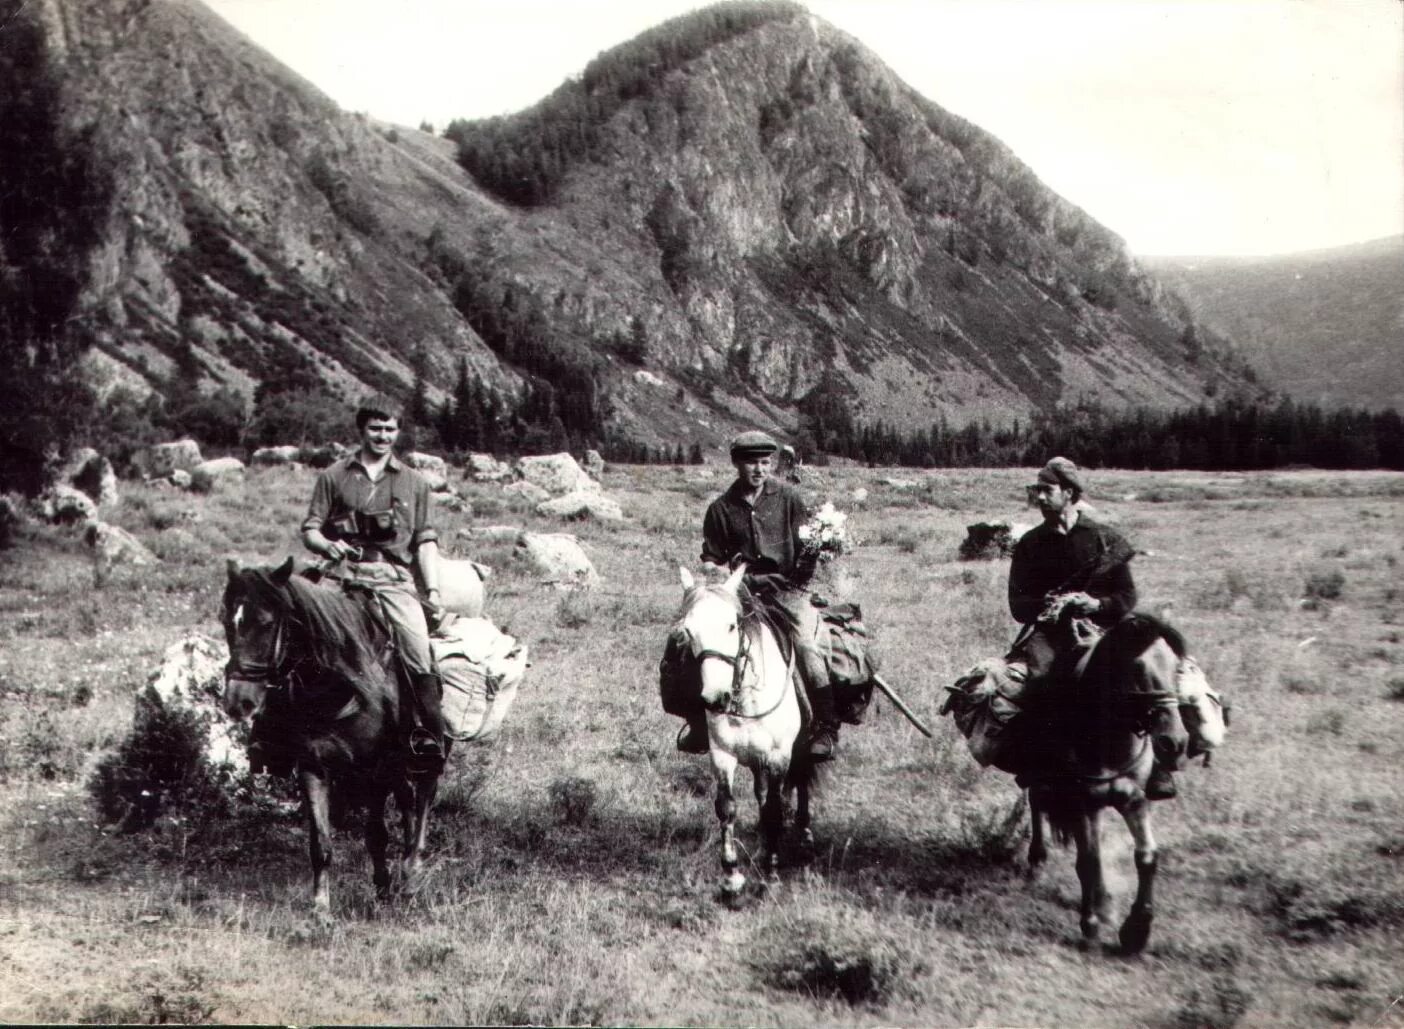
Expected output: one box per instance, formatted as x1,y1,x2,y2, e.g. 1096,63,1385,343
1118,798,1158,955
299,767,334,916
792,767,814,863
402,776,439,889
757,766,785,884
712,752,744,897
1072,808,1111,948
1027,788,1048,881
365,782,393,902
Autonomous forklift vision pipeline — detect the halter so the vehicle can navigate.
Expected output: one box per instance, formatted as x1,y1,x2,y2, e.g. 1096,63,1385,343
226,601,296,688
691,618,792,721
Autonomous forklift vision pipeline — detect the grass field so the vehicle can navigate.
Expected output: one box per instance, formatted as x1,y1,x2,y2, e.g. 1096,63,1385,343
2,462,1402,1027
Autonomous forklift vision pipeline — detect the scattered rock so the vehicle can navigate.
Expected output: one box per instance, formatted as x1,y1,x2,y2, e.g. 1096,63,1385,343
169,469,193,489
882,477,916,490
460,524,526,543
515,453,599,496
851,487,869,506
136,439,204,480
190,457,246,493
536,490,624,523
434,492,472,514
297,443,350,468
86,521,158,585
582,449,606,479
503,480,552,505
959,520,1032,561
405,451,448,476
143,633,247,774
251,445,301,466
514,531,599,589
634,369,666,387
31,484,97,525
60,448,119,507
466,453,512,482
418,467,450,492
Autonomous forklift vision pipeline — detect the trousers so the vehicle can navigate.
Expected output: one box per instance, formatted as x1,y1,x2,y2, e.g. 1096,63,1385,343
328,560,433,676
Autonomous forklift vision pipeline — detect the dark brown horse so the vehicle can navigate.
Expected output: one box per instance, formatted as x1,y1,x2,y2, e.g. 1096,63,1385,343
221,557,446,914
1018,614,1189,954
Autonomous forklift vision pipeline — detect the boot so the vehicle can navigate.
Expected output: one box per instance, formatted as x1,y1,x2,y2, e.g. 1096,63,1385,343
1145,761,1178,801
806,684,840,762
675,714,709,754
406,672,447,774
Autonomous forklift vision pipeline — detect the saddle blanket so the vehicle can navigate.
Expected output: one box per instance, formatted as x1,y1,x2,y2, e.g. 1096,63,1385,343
432,615,528,742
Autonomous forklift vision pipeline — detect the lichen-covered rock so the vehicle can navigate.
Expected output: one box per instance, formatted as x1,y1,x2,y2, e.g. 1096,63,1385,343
32,484,97,525
460,524,526,543
143,634,247,774
86,521,158,584
251,445,301,466
515,453,599,496
137,440,203,480
503,480,551,505
582,449,606,479
190,457,246,493
169,468,193,489
297,443,352,469
514,531,599,589
60,447,120,507
467,453,512,482
405,451,448,476
536,491,624,523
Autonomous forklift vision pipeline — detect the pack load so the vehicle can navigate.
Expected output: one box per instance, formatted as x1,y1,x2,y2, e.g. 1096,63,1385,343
1174,656,1228,758
940,658,1032,770
431,615,528,742
658,629,703,720
815,601,881,724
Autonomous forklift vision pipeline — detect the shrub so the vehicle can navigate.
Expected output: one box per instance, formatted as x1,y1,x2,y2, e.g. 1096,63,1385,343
1304,566,1346,602
754,911,925,1007
548,774,598,826
1384,677,1404,701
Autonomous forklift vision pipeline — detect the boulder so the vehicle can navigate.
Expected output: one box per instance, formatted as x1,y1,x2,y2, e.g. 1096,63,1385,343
190,457,246,493
297,443,351,469
582,449,606,479
169,469,193,489
418,467,450,492
515,453,599,496
61,448,119,507
882,477,917,490
434,492,472,514
86,521,158,585
32,484,97,525
514,531,599,589
251,445,301,467
503,480,551,505
460,524,526,543
137,439,203,479
142,634,247,774
851,487,869,506
959,520,1032,561
466,453,512,482
405,451,448,477
536,490,624,523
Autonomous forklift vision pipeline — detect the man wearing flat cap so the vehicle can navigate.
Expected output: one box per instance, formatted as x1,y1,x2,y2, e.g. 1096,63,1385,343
675,430,840,759
1006,456,1175,798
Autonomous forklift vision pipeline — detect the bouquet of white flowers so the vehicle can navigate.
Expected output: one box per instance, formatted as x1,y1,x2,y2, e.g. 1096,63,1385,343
797,502,853,564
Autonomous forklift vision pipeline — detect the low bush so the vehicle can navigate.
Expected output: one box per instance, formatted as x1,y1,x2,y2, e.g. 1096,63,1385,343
753,909,925,1007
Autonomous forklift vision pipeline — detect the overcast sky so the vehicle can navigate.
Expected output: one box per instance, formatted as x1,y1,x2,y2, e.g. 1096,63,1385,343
206,0,1403,258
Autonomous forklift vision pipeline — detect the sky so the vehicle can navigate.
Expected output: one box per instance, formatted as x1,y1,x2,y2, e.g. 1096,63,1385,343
206,0,1403,257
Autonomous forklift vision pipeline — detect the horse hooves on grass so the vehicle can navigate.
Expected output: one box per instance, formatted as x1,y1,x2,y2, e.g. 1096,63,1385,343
1118,911,1153,955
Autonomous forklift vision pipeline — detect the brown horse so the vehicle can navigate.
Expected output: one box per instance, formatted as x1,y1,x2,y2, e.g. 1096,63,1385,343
1017,614,1190,954
221,557,446,914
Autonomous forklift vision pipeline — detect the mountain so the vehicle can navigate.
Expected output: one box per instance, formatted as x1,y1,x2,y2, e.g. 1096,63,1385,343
2,0,1251,483
1146,237,1404,412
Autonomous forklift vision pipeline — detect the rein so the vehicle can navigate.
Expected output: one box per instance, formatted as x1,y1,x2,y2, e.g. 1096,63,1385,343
697,622,792,721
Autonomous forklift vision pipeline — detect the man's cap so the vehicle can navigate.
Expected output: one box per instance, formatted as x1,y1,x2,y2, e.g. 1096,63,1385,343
1035,456,1084,494
729,431,779,458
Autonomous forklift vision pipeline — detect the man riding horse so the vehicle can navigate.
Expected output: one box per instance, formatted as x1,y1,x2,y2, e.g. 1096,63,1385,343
1007,456,1177,799
674,431,841,761
300,395,449,773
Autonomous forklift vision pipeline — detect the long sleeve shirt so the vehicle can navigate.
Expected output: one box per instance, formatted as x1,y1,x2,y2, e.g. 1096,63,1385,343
301,453,438,566
1008,516,1136,627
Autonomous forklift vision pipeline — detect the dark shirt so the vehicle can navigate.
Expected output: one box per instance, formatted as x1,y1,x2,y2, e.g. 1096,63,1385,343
302,453,438,566
1008,514,1136,627
701,477,809,579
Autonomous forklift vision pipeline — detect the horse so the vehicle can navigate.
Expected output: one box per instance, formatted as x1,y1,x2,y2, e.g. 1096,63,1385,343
221,557,447,914
673,565,818,898
1017,614,1190,954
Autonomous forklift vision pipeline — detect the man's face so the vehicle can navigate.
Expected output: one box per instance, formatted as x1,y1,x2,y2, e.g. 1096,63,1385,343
1029,480,1072,521
359,415,400,458
734,454,772,489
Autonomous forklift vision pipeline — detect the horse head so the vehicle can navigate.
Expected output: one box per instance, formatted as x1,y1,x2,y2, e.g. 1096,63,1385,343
677,564,748,712
221,556,295,721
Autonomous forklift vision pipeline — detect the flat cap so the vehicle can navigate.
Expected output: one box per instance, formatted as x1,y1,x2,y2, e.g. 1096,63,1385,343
729,430,779,458
1036,456,1084,494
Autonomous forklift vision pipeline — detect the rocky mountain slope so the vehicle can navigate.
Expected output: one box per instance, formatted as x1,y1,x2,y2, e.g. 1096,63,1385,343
1147,236,1404,412
7,0,1250,460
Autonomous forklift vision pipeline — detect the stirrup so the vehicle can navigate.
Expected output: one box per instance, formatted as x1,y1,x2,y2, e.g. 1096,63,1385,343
807,725,838,762
676,721,709,754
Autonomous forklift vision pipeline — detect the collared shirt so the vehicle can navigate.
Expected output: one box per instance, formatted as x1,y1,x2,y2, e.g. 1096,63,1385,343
1008,515,1136,627
701,477,808,578
302,452,437,566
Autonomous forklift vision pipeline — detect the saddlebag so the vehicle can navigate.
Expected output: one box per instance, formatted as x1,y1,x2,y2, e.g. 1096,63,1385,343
432,616,528,742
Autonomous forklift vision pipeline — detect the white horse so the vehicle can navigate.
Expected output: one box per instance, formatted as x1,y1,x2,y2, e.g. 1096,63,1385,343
674,566,815,897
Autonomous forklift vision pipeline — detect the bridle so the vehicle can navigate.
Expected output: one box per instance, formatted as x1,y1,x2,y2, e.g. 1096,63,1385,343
686,612,792,721
225,598,298,690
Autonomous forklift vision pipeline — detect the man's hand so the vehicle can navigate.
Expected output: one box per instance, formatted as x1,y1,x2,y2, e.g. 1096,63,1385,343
1060,591,1101,616
322,539,358,562
424,588,446,626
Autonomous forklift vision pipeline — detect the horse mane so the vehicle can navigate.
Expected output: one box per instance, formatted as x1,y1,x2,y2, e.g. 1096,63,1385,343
674,583,798,658
241,569,396,707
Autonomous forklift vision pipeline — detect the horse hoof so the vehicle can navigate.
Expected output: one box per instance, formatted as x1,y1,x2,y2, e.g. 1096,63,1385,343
1119,911,1153,955
720,872,746,899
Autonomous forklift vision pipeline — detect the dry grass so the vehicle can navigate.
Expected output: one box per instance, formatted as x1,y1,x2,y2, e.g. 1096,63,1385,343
1,465,1403,1025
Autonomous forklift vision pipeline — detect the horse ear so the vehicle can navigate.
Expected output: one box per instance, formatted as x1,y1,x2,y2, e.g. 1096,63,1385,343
723,563,746,593
679,567,696,592
273,556,295,583
226,557,242,579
